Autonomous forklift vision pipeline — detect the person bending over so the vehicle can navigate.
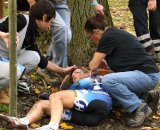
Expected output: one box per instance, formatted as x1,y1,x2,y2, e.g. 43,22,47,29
0,0,76,104
16,0,104,68
0,67,112,130
84,14,160,127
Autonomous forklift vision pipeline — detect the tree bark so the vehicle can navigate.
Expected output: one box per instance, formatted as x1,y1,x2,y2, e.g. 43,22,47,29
9,0,17,116
68,0,112,67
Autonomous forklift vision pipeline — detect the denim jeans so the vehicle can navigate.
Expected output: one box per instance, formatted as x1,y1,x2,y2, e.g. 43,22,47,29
101,70,160,113
47,3,71,67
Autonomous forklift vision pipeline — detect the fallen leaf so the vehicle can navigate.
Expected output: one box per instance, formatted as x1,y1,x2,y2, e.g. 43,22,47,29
140,126,159,130
30,123,40,128
60,122,74,130
47,86,52,89
50,87,59,93
33,88,41,94
153,115,160,120
140,127,152,130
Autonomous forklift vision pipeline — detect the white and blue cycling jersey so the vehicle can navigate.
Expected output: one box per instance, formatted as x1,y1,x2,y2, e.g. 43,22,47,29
74,89,112,112
68,77,104,91
68,76,112,112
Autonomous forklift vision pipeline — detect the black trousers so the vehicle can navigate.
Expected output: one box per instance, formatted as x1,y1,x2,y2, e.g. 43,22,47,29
129,0,160,52
17,0,30,11
70,100,110,126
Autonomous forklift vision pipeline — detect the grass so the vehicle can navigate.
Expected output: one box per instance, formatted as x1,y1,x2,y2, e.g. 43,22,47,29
3,4,8,16
0,104,8,113
108,0,135,35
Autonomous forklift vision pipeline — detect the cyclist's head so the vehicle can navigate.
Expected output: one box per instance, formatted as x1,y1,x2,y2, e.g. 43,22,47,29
72,67,90,82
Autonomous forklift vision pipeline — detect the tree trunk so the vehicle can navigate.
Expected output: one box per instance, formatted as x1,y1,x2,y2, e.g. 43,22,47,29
68,0,112,67
9,0,17,116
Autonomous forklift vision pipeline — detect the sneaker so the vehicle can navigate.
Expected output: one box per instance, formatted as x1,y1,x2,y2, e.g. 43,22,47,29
34,125,57,130
0,114,28,129
127,103,152,127
149,51,160,63
139,90,160,115
147,90,160,115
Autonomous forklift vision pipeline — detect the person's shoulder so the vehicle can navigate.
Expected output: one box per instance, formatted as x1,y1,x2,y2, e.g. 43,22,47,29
101,27,117,40
17,14,27,22
107,27,121,33
17,14,28,31
105,27,130,39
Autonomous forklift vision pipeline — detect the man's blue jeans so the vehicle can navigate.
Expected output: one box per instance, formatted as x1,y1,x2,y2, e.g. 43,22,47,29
101,70,160,113
47,3,71,67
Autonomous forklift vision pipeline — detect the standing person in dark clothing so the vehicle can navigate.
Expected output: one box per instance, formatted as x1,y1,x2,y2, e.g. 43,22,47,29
17,0,30,11
84,14,160,127
0,0,76,104
128,0,160,63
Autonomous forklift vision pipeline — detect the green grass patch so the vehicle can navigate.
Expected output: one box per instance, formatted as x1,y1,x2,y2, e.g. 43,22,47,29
0,104,8,113
108,0,135,35
3,5,8,16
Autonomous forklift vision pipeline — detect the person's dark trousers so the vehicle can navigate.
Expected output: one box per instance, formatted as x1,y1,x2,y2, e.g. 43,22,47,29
71,100,110,126
128,0,160,53
149,0,160,53
17,0,30,11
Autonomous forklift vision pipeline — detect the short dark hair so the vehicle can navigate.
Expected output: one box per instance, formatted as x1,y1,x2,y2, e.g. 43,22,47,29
71,66,89,75
30,0,55,21
60,67,90,89
84,14,108,33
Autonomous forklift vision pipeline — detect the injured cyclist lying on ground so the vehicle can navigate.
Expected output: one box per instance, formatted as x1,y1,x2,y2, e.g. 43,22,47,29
0,67,113,130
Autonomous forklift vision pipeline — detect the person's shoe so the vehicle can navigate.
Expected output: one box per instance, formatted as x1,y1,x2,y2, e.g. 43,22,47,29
149,51,160,63
139,90,160,115
127,103,152,127
147,90,160,115
0,114,28,129
34,125,57,130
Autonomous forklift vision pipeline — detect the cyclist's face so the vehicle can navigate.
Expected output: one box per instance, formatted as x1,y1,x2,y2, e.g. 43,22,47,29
72,69,87,82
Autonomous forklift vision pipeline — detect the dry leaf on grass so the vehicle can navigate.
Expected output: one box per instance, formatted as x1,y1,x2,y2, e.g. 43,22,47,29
50,87,59,93
33,88,41,94
153,115,160,120
30,123,40,128
60,122,74,130
140,126,159,130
